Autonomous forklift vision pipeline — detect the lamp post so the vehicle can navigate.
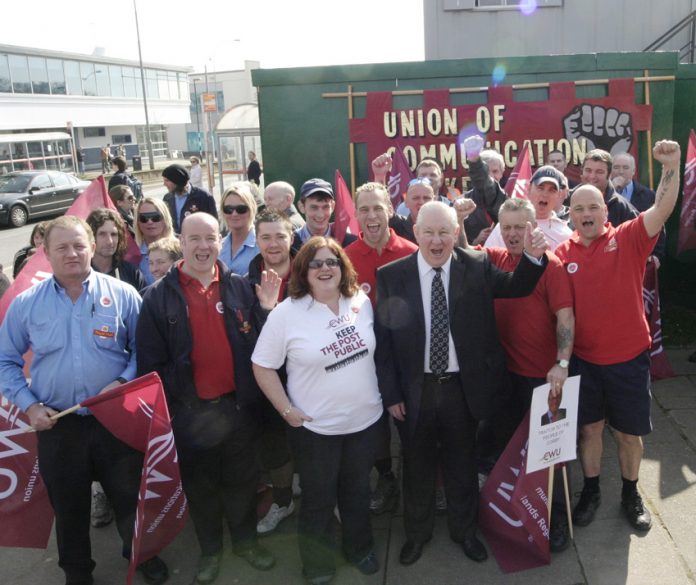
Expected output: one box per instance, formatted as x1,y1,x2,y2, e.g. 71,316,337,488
191,77,203,159
133,0,155,170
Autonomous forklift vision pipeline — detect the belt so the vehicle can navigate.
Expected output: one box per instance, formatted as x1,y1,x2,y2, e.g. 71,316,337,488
424,373,458,385
200,393,235,404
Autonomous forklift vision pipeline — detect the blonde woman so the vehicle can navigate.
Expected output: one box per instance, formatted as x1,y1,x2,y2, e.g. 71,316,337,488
134,197,174,284
219,184,259,275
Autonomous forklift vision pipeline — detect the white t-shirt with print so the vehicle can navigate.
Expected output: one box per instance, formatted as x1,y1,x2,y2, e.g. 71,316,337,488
252,290,382,435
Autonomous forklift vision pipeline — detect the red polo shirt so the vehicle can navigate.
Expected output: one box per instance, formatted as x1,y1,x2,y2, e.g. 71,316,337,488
487,248,573,378
554,214,658,365
345,229,418,306
178,262,236,399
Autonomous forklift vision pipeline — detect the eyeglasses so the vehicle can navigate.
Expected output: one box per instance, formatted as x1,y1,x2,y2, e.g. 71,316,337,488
308,258,341,269
138,212,163,223
408,177,432,187
223,204,250,215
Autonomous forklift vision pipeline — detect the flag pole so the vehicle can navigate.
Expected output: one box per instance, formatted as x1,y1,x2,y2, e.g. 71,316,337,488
23,403,83,433
644,69,655,190
347,85,356,195
547,465,555,518
562,465,574,540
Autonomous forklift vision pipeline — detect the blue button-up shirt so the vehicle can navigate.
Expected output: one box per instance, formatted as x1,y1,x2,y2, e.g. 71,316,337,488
0,270,141,414
220,230,259,276
139,241,155,285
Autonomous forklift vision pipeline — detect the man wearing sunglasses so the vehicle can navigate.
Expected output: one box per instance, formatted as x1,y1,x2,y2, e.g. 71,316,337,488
162,164,218,234
291,178,358,252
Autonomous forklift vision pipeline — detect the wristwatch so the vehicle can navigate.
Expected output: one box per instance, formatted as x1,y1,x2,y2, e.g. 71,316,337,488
556,359,569,369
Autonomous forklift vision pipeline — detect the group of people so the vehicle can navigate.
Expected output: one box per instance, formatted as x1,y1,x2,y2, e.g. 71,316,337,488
0,135,683,585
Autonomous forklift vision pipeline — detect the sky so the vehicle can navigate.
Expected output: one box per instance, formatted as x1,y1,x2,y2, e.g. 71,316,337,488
4,0,424,72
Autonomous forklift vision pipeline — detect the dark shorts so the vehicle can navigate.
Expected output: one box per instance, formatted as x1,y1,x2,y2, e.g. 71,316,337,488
571,351,652,436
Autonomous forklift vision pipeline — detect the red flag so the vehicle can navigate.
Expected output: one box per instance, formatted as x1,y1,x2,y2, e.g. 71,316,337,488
479,411,551,573
504,143,532,199
386,144,414,209
0,395,54,548
678,129,696,254
333,169,360,244
81,374,187,585
0,176,140,323
643,262,674,380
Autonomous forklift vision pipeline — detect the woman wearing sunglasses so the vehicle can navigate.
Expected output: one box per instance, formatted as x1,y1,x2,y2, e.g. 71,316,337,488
220,184,260,275
252,236,382,585
134,196,174,284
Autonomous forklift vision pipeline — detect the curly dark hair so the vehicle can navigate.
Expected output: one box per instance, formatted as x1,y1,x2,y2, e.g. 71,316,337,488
288,236,359,300
85,208,127,263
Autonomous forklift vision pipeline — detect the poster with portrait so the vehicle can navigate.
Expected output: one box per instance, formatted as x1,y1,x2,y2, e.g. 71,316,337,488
526,376,580,474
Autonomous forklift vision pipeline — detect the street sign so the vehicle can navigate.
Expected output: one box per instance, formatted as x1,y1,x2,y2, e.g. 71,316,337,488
202,93,217,113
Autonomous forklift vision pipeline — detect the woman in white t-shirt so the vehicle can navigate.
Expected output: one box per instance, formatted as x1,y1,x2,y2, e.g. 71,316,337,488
252,236,382,585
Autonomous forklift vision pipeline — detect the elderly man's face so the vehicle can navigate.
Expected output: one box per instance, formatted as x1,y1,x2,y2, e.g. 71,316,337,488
499,209,529,257
264,186,291,212
414,204,459,269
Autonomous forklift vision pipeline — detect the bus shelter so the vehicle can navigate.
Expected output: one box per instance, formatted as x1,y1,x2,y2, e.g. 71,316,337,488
215,103,262,191
0,131,75,175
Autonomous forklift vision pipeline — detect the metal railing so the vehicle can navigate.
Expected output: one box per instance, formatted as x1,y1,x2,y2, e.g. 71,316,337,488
644,10,696,63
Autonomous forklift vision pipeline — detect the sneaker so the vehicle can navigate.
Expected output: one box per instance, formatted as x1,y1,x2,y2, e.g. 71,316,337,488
572,489,601,527
91,490,114,528
257,500,295,534
137,556,169,585
353,551,379,575
621,491,652,531
435,486,447,515
369,474,399,515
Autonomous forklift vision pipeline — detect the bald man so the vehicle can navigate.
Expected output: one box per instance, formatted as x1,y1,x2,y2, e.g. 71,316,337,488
263,181,305,230
137,212,281,584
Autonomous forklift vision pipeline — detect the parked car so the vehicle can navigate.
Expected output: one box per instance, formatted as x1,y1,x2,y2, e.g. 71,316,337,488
0,171,91,227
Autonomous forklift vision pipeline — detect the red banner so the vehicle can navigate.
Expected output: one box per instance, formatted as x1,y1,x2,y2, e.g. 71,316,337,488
0,395,54,548
386,142,415,208
677,129,696,254
81,373,187,585
333,169,360,243
643,261,674,380
479,412,550,573
0,176,140,323
349,80,652,191
505,142,532,199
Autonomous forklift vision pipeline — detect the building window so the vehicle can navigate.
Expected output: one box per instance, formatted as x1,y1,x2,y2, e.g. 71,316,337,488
47,58,66,95
64,60,82,95
96,66,111,97
474,0,562,6
122,66,139,98
112,134,132,144
109,65,124,97
28,56,50,95
84,127,106,138
80,62,97,96
145,69,159,99
0,55,11,93
136,125,168,159
9,54,31,94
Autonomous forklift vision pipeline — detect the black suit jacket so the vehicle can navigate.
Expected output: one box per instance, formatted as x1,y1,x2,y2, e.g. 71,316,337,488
541,408,567,426
375,248,547,438
164,186,218,234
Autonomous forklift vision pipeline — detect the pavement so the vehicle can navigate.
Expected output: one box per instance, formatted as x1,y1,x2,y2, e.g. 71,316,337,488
3,348,696,585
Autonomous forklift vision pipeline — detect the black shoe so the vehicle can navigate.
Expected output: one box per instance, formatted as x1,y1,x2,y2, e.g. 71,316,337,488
621,492,652,531
572,489,601,527
399,540,426,565
137,556,169,585
370,474,399,515
549,515,570,552
461,536,488,563
194,554,221,585
234,544,276,571
353,551,379,575
65,577,93,585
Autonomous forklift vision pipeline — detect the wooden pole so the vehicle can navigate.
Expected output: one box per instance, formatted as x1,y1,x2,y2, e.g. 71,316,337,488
644,69,655,190
547,465,555,518
322,75,675,99
23,403,82,433
347,85,356,195
562,466,574,540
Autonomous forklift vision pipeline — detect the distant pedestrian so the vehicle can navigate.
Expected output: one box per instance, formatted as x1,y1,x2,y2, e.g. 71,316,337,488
189,156,203,189
100,144,111,174
247,151,262,186
76,148,85,174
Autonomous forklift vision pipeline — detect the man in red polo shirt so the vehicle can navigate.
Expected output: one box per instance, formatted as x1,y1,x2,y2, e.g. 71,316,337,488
345,182,417,514
555,140,681,534
137,212,280,585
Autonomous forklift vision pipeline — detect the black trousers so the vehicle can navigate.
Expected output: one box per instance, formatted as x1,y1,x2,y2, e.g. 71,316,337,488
397,375,479,544
37,414,143,583
175,398,259,557
288,420,378,578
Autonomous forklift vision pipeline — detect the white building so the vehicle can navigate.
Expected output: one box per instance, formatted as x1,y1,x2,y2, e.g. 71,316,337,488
0,43,191,171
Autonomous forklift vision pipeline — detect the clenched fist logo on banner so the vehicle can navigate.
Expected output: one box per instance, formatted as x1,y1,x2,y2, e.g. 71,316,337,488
563,104,634,155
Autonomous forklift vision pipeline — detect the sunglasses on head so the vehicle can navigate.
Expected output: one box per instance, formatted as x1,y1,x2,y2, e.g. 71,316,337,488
408,177,432,187
308,258,341,269
138,212,163,223
223,204,250,215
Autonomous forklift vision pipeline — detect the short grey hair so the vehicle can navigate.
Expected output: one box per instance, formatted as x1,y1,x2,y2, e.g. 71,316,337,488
480,149,505,170
499,197,536,224
415,201,458,230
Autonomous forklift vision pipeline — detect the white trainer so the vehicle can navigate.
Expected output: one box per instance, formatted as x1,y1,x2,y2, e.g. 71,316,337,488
257,500,295,534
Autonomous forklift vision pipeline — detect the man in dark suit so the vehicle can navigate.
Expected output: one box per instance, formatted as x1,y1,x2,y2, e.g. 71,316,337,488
610,152,666,263
541,387,567,426
375,201,548,567
162,164,218,234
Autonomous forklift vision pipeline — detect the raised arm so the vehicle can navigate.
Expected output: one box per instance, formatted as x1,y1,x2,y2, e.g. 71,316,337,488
643,140,681,238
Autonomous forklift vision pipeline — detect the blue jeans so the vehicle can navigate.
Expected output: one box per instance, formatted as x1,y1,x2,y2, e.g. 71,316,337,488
288,420,378,578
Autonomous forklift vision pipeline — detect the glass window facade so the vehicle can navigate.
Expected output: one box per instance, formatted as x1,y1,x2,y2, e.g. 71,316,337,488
0,137,74,173
0,52,187,100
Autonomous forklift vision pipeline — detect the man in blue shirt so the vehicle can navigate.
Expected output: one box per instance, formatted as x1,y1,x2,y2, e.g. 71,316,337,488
0,216,168,585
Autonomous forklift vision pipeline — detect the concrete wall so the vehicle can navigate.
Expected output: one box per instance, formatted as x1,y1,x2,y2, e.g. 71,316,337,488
425,0,696,61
